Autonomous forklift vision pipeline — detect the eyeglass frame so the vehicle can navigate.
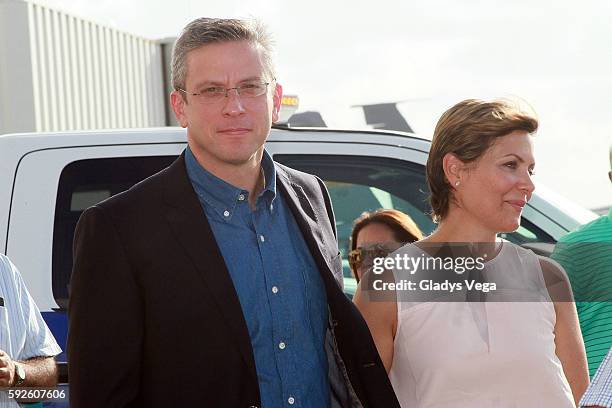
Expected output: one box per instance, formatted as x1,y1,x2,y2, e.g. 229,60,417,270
176,79,275,104
348,242,402,272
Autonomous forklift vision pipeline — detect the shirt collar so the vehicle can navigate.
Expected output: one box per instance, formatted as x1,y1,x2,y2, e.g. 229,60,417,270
185,147,277,221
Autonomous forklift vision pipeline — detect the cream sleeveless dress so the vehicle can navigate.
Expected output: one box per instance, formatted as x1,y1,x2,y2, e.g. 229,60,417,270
388,241,575,408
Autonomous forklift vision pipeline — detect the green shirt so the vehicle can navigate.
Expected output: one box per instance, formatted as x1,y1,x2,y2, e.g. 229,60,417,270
551,208,612,378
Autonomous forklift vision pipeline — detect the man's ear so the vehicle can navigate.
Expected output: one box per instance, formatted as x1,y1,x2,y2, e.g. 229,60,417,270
442,153,466,187
170,91,188,128
271,83,283,123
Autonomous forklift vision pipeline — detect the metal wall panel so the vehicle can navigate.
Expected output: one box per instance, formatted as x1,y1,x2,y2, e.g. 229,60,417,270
0,0,167,134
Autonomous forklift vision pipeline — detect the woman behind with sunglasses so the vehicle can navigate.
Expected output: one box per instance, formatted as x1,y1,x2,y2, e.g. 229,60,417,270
349,209,423,283
354,99,589,407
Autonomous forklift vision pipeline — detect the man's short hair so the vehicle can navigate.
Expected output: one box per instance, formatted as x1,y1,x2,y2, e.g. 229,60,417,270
171,18,276,93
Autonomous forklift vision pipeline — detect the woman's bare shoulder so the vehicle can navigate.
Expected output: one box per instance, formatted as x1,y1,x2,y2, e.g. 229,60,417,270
537,255,573,302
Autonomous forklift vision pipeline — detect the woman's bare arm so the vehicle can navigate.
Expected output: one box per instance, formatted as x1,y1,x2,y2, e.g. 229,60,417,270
540,256,589,406
353,269,397,373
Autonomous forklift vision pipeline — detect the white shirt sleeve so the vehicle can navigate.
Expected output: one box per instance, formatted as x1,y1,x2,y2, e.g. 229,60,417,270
0,254,61,360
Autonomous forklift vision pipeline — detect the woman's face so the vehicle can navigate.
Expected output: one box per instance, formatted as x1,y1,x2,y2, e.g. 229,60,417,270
453,130,536,234
353,222,398,281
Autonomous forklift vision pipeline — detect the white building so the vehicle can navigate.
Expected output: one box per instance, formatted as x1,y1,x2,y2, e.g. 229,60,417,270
0,0,170,134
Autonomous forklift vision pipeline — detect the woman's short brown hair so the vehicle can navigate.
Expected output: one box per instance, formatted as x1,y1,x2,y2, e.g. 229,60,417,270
427,98,538,223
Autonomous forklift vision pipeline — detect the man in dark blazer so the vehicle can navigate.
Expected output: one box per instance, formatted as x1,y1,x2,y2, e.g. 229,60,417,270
67,17,400,408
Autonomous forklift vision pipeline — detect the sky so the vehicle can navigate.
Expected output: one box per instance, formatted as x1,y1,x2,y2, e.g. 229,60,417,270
35,0,612,211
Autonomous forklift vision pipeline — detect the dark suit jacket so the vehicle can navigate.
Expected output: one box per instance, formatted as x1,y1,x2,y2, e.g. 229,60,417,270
68,153,400,408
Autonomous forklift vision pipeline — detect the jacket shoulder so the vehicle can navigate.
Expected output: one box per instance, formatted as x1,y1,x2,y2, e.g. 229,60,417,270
274,161,325,193
95,157,182,213
78,157,187,227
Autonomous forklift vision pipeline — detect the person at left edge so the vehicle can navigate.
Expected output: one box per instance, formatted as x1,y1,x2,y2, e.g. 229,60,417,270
67,17,400,408
580,346,612,408
0,254,61,407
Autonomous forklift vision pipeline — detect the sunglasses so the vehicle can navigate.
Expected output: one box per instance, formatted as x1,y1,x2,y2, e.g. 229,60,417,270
348,242,403,272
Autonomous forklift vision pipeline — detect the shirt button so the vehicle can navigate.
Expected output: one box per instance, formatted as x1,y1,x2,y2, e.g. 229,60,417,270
278,342,286,350
272,286,279,294
238,194,245,201
288,397,295,405
260,235,265,242
223,210,230,217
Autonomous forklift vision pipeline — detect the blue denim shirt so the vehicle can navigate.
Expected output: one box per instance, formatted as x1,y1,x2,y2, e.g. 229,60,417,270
185,147,330,408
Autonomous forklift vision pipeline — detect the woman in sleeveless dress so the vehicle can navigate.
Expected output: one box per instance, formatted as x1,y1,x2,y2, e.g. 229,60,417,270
354,99,589,407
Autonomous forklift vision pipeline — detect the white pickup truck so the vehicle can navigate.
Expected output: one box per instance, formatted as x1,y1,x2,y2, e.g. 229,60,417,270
0,125,597,398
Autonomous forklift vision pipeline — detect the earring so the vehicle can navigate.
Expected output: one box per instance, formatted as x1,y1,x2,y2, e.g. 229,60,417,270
455,180,460,187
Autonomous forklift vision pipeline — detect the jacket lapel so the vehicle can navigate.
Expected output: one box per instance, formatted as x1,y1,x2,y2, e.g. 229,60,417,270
275,165,338,286
161,154,258,382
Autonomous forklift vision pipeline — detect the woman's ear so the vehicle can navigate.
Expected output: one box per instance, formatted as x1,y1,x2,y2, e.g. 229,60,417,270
442,153,465,188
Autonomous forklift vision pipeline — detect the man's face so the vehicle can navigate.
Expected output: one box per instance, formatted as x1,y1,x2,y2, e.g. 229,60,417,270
171,41,282,169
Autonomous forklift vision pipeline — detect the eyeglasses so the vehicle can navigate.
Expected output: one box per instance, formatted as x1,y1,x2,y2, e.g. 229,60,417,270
177,81,271,104
348,242,403,272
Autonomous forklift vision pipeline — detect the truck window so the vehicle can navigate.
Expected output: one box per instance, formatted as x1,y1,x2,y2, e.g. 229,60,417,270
53,156,176,309
52,153,554,305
